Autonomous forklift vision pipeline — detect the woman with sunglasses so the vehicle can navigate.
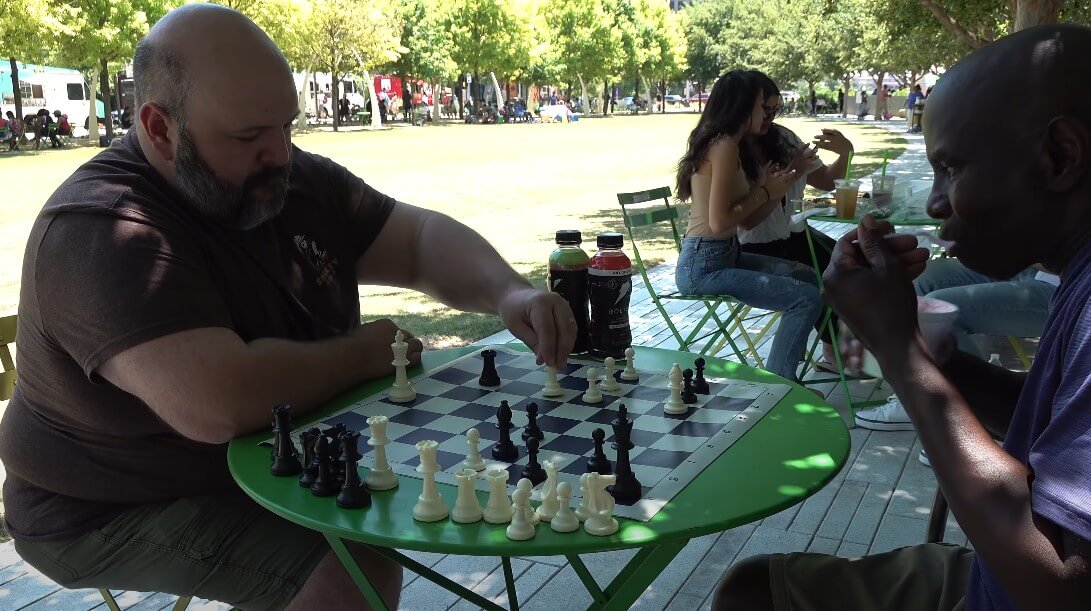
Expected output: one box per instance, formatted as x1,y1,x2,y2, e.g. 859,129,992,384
674,70,822,382
734,71,856,370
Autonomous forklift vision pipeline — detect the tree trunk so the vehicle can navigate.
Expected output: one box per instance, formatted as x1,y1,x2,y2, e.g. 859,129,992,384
842,75,851,117
917,0,993,48
296,69,311,131
100,59,114,141
87,71,100,144
433,82,441,124
331,70,340,132
1015,0,1063,30
578,74,588,115
603,81,609,116
660,80,666,114
362,68,383,129
698,80,703,113
9,58,22,121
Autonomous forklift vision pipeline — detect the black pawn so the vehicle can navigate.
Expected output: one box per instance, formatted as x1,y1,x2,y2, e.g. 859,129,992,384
492,402,519,461
607,430,642,505
324,427,346,483
586,428,613,475
520,437,547,485
479,349,501,387
611,404,635,450
521,402,544,442
270,405,303,476
694,358,710,394
298,428,321,488
336,432,372,509
682,369,698,404
310,435,340,497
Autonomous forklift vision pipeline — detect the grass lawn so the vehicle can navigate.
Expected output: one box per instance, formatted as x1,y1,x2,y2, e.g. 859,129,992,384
0,113,905,349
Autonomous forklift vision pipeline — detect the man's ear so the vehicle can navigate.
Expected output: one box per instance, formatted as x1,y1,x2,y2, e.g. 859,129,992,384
138,103,177,163
1044,115,1089,192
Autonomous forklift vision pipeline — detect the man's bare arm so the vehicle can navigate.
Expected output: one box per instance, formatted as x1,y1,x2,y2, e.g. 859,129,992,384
98,320,418,444
938,350,1027,438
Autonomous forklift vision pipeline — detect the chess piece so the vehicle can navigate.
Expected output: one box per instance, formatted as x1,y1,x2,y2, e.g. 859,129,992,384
575,473,593,522
520,437,547,485
506,487,536,541
582,367,603,403
682,368,698,405
620,347,639,381
585,428,612,475
550,481,579,533
479,349,501,387
298,427,321,488
536,460,560,522
270,405,303,476
542,365,564,397
664,363,687,414
412,440,449,522
451,468,484,523
611,404,635,451
326,424,348,482
365,416,399,490
492,402,519,461
607,422,642,505
388,330,417,403
693,357,710,394
310,434,339,497
584,474,619,536
336,432,372,509
601,357,620,392
511,478,541,526
463,428,487,471
521,402,544,442
483,468,515,524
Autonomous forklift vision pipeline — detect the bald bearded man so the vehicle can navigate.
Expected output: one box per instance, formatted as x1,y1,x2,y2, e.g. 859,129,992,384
0,5,575,610
713,24,1091,611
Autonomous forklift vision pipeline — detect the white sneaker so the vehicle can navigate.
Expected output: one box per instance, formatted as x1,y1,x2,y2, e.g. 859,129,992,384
919,450,931,467
854,395,914,431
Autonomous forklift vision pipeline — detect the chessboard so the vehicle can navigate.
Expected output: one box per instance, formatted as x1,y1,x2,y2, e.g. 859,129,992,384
263,346,790,522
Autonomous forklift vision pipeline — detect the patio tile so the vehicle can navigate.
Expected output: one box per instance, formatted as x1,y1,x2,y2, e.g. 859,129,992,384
678,523,759,600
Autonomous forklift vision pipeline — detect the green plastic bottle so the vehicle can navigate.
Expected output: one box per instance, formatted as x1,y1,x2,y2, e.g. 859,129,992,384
548,230,591,354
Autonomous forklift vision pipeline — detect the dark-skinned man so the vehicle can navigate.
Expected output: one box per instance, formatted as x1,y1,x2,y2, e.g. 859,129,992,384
712,24,1091,611
0,5,575,610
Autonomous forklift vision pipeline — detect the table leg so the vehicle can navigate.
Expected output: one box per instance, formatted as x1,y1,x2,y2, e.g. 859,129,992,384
323,534,391,611
568,539,688,611
502,556,520,611
566,554,607,605
804,224,855,428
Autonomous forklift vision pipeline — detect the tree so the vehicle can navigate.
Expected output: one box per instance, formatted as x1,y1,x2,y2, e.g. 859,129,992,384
389,0,456,122
541,0,620,114
916,0,1082,47
0,0,67,121
448,0,531,104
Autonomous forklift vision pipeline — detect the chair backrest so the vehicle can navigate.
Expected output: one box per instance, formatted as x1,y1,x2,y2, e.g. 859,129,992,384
0,315,16,401
617,186,683,277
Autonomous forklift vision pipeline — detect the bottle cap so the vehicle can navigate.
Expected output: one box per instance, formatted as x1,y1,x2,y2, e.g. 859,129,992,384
597,232,624,249
555,230,582,245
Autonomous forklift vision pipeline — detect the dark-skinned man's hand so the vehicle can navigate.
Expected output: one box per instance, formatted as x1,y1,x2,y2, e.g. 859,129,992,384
822,214,931,363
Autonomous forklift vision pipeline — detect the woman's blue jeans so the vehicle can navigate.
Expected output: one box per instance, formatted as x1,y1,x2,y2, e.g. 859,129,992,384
675,236,822,380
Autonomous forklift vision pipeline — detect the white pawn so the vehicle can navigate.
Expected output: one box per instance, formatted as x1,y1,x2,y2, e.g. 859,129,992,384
506,488,536,541
582,367,603,403
365,415,399,490
388,330,416,403
463,428,487,471
575,473,593,522
620,347,639,381
483,469,515,524
451,468,484,523
601,357,620,392
511,478,540,526
550,481,579,533
664,363,687,414
412,440,449,522
542,365,564,397
536,461,560,522
584,474,619,536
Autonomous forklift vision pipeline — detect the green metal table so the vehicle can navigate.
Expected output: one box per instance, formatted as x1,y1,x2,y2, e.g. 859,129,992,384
804,185,941,422
228,345,850,611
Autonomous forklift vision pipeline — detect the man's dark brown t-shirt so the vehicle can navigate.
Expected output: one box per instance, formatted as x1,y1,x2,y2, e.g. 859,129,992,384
0,131,395,541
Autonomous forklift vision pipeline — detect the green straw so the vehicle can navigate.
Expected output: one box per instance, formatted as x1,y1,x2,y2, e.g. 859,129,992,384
880,149,889,178
844,151,853,180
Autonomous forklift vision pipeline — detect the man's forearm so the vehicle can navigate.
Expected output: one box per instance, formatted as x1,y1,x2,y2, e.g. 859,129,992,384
412,212,532,313
938,350,1025,438
880,343,1075,611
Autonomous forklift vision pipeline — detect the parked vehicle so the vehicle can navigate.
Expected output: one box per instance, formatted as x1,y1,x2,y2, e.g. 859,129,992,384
664,94,686,105
687,92,710,103
1,62,105,134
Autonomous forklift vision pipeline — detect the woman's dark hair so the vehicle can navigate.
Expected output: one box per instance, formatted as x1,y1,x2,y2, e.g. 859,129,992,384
744,71,795,185
675,70,763,201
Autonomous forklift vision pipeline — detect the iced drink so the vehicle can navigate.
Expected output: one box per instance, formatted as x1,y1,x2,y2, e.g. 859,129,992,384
872,176,896,216
834,179,861,219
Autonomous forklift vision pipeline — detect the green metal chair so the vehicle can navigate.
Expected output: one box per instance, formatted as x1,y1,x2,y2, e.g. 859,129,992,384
617,186,782,366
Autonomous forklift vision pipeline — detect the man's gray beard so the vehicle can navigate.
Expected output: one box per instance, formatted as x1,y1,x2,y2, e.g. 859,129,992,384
174,127,291,231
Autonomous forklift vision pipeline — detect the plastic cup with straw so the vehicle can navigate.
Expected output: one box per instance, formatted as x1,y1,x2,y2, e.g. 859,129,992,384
873,149,896,215
834,151,860,219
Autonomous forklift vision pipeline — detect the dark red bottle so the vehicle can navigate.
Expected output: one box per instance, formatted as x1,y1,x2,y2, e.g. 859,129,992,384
588,232,632,358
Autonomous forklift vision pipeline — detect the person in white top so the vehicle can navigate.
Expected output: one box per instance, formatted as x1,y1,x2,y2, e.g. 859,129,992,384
736,71,857,370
